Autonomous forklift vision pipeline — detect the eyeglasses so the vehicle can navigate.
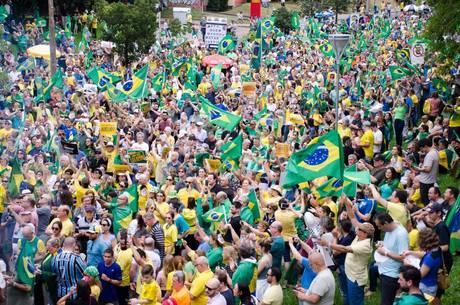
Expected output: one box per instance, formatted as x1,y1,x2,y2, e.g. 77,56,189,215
205,286,217,290
52,227,60,231
101,223,109,227
167,178,173,181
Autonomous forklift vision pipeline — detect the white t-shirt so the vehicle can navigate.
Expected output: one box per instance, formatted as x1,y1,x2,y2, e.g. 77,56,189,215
131,141,149,154
417,148,439,184
373,129,383,153
305,269,335,305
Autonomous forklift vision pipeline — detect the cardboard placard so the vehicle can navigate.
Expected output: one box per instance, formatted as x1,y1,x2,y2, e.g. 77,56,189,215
127,150,147,164
61,141,79,155
99,122,117,136
275,143,290,158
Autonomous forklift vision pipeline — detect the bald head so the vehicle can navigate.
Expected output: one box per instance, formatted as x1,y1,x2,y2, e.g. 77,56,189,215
63,237,76,250
309,252,326,272
195,256,209,272
206,278,220,290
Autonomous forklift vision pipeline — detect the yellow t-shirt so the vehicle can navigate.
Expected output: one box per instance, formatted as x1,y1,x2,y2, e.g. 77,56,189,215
171,286,191,305
47,217,74,236
360,130,374,159
338,125,352,139
138,183,154,211
177,188,200,207
274,210,297,241
0,185,6,213
383,201,408,227
190,269,214,305
17,237,45,254
74,179,93,208
166,271,175,291
163,224,178,254
0,128,14,145
116,248,133,287
408,229,420,251
197,82,210,96
154,202,170,225
140,280,161,305
90,284,101,300
103,148,118,173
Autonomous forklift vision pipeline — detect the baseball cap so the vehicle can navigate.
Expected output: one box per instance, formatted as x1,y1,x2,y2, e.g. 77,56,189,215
426,203,443,214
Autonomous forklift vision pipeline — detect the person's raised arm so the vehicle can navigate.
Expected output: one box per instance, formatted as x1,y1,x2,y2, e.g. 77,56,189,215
369,184,388,209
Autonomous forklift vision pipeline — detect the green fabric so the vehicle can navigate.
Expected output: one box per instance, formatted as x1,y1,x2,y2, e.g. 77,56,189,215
393,293,428,305
16,237,40,286
394,105,407,120
231,259,257,287
206,246,223,270
240,206,254,226
37,253,58,303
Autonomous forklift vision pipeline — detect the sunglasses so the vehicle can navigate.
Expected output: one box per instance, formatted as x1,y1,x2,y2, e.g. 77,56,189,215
52,227,60,231
205,286,216,290
101,223,109,227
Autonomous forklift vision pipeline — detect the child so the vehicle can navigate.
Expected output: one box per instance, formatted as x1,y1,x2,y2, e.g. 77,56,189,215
130,264,161,305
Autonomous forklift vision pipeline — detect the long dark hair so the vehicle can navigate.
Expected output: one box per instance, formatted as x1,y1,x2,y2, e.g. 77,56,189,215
238,283,255,305
75,280,92,304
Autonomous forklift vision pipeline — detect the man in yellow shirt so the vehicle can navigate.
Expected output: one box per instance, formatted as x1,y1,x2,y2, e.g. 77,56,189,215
46,205,74,236
115,232,133,304
177,177,200,207
190,256,214,305
102,140,118,174
171,271,191,305
360,121,374,162
370,184,409,227
0,120,14,146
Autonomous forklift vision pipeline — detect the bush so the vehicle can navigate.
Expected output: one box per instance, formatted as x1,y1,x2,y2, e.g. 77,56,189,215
207,0,227,12
274,7,293,33
169,18,183,37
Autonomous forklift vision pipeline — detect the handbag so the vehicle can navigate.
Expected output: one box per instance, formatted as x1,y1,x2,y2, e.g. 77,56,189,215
437,249,450,290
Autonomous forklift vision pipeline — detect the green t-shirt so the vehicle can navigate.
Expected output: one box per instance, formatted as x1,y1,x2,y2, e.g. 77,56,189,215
206,246,223,270
394,105,407,120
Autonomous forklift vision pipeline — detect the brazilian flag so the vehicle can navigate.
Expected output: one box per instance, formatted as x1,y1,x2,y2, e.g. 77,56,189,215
320,42,334,57
211,63,223,90
247,189,261,221
218,34,235,54
87,67,122,91
282,130,344,188
16,58,35,72
220,133,243,161
7,158,23,197
105,83,129,103
389,65,411,81
261,17,274,33
203,204,229,223
110,194,133,234
315,177,354,197
396,48,410,62
199,96,242,131
119,65,150,99
35,69,64,103
152,71,166,92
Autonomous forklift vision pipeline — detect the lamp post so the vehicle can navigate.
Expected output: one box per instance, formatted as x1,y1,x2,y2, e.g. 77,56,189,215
329,33,350,130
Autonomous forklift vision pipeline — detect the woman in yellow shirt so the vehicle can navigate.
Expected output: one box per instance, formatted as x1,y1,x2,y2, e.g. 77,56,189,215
163,212,178,255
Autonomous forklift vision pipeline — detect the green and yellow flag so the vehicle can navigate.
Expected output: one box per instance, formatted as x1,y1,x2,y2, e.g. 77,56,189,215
200,96,242,131
152,71,166,92
220,133,243,161
247,189,261,221
282,130,344,188
211,63,223,90
16,58,35,72
35,69,64,102
119,65,149,99
203,204,229,223
124,184,139,213
218,34,235,54
389,65,411,81
320,41,334,57
250,21,262,70
7,158,23,197
87,67,122,91
291,11,300,29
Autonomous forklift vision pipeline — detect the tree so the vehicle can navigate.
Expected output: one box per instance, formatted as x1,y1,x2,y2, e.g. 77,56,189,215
96,0,158,64
424,0,460,70
323,0,351,24
0,25,12,93
298,0,322,17
274,7,293,34
298,0,351,23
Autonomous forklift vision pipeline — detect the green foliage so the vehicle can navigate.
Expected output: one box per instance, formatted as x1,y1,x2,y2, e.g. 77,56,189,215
298,0,323,16
206,0,228,12
424,0,460,70
96,0,158,64
298,0,351,22
0,25,12,92
274,7,293,33
169,18,183,37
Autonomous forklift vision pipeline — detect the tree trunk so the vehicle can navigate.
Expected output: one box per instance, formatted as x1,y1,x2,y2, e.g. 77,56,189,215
48,0,57,74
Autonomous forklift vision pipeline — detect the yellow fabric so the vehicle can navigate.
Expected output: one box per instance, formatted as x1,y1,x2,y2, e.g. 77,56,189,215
261,284,283,305
163,224,178,255
182,208,197,233
190,269,214,305
140,280,161,305
383,201,408,227
0,128,14,145
344,237,372,286
90,284,101,300
171,286,191,305
0,185,6,213
103,148,118,173
136,260,153,295
47,217,74,236
197,82,210,96
408,229,420,251
410,189,423,209
275,210,297,241
177,188,200,207
138,183,155,211
116,248,133,286
154,202,170,225
166,271,174,291
17,237,45,253
360,130,374,159
74,179,93,208
338,125,351,139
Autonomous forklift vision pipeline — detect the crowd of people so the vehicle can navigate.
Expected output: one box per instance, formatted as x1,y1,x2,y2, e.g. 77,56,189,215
0,1,459,305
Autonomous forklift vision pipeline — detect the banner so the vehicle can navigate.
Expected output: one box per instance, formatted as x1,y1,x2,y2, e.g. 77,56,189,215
127,150,147,164
276,143,290,158
61,141,79,155
99,122,117,136
250,0,261,19
410,42,426,65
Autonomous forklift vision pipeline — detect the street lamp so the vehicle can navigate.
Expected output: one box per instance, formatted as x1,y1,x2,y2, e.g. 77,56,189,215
329,33,350,130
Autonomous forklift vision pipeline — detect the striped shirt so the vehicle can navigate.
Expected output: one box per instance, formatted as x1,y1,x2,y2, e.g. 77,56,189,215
149,222,165,261
52,250,86,298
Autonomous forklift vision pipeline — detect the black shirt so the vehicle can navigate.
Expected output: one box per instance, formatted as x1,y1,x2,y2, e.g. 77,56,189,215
224,215,241,243
221,288,235,305
433,221,454,271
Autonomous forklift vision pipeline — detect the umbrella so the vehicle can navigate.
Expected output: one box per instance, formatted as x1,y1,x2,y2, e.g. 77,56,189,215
202,54,233,68
27,44,61,60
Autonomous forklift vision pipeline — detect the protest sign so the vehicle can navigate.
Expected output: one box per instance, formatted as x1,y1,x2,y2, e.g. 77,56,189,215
99,122,117,136
61,141,79,155
127,150,147,164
